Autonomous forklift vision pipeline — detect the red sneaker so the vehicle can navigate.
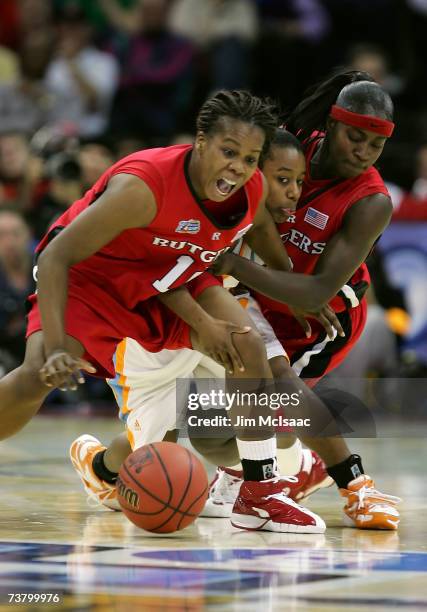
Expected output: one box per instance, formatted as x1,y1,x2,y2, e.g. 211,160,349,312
285,449,334,502
231,478,326,533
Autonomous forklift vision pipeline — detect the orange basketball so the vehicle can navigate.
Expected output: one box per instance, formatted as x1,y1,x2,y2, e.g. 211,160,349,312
117,442,209,533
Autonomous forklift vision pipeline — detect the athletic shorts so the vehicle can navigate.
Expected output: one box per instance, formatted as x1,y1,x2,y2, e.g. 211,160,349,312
109,297,365,448
105,293,287,448
236,293,288,361
25,271,221,379
107,338,224,450
264,299,368,387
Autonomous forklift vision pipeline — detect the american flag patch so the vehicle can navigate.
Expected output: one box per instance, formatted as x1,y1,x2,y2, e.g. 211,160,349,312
176,219,200,234
304,207,329,230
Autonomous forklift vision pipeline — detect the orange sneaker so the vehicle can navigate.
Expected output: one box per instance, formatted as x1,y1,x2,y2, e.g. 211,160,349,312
69,434,120,511
340,475,401,530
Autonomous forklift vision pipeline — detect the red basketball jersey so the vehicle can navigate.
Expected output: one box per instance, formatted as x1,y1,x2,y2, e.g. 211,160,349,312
256,134,389,316
36,144,263,311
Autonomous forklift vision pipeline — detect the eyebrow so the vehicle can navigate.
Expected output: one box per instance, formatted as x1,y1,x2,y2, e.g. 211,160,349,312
350,128,386,142
277,166,306,173
222,137,262,153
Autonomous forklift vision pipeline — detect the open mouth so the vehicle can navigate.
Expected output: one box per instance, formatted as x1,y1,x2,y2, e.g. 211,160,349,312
273,207,294,221
216,177,236,196
280,207,294,217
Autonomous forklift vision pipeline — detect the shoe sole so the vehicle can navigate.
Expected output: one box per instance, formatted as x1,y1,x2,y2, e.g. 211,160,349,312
343,513,399,530
200,500,233,518
231,512,326,533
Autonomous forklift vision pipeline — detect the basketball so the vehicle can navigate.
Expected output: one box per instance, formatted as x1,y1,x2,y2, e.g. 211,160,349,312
116,442,209,533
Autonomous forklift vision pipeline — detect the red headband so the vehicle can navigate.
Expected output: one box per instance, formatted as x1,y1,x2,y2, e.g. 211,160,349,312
330,105,394,137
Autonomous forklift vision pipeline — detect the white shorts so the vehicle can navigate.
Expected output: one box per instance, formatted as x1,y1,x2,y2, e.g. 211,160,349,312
107,337,223,450
237,293,287,361
107,297,287,450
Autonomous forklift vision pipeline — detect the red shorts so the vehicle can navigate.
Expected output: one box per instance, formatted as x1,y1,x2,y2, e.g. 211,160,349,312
264,300,367,387
26,271,220,379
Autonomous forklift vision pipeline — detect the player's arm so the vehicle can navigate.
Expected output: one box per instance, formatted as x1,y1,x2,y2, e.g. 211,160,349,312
226,176,345,338
215,193,392,311
159,286,250,374
37,174,157,387
244,175,292,271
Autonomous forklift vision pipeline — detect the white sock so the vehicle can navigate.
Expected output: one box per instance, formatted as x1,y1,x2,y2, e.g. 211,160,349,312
236,437,277,461
236,437,278,480
277,439,303,475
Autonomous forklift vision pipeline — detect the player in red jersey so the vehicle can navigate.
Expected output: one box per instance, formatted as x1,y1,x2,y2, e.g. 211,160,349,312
1,90,283,434
0,90,333,534
68,127,342,522
213,72,401,529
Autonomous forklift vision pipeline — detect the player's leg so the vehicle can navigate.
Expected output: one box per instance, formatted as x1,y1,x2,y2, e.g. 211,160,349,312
192,292,323,472
189,285,270,466
198,295,400,528
69,339,202,509
197,349,333,518
238,297,309,474
191,285,326,532
0,331,85,440
190,285,272,466
102,429,178,474
190,291,328,518
275,312,401,529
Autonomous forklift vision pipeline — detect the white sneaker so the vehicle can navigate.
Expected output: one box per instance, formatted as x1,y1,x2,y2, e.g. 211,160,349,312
200,466,243,518
69,434,121,511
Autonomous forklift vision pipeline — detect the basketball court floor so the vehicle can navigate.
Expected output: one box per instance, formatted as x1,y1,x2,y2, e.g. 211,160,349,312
1,415,426,611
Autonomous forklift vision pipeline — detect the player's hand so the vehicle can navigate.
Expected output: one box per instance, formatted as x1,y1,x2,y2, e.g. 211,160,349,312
194,318,251,374
39,350,97,391
290,305,345,340
210,253,237,277
314,304,345,339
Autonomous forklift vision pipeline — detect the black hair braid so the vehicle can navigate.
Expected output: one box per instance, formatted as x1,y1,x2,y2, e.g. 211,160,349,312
196,90,278,153
285,70,376,141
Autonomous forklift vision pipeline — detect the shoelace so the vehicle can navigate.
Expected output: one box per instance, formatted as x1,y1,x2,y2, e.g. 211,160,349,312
260,471,299,485
266,491,303,509
260,473,302,507
357,483,401,510
85,486,117,509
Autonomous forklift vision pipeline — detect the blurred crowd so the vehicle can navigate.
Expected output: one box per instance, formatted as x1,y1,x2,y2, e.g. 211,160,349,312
0,0,426,406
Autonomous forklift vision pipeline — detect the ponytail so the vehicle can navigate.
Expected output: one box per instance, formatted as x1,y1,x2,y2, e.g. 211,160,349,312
285,70,375,141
